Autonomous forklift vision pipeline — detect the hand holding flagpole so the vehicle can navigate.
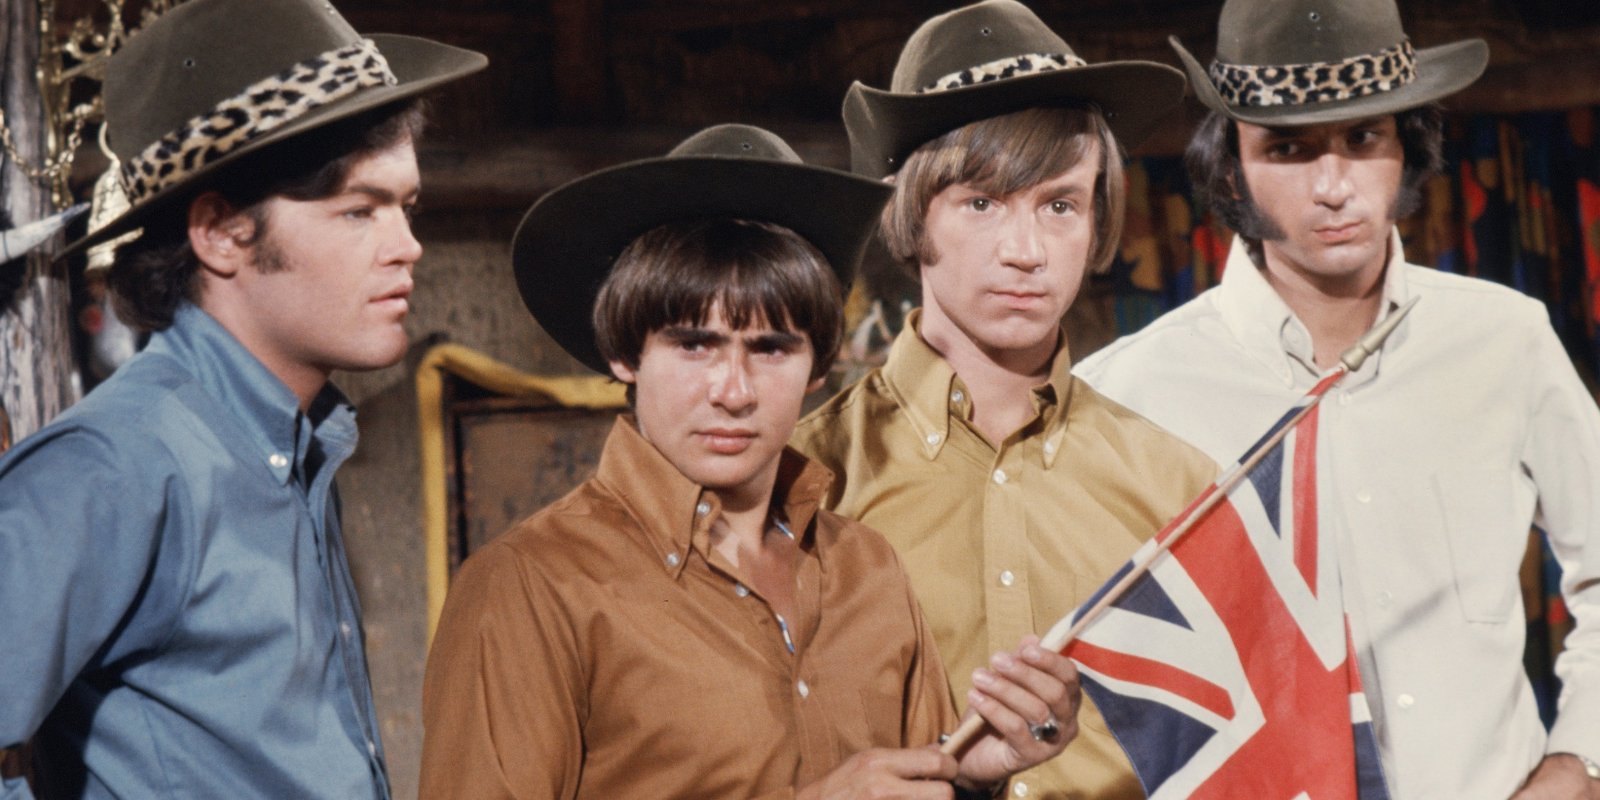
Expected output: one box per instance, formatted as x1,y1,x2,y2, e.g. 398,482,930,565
938,296,1419,757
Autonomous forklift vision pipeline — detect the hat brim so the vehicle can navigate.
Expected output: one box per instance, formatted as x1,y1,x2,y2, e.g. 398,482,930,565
844,61,1187,176
58,33,488,261
511,156,892,375
1171,36,1488,126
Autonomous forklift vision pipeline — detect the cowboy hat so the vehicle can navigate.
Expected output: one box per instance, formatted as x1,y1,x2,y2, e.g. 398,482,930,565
1171,0,1488,126
843,0,1187,177
59,0,487,260
511,123,892,375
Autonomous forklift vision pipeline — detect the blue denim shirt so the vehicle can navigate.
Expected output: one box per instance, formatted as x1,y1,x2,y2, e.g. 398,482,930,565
0,303,388,799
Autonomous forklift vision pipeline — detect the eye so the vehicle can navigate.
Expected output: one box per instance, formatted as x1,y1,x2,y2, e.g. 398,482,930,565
1267,140,1304,159
967,197,993,212
402,202,421,222
342,206,375,221
1046,199,1075,216
1349,128,1381,148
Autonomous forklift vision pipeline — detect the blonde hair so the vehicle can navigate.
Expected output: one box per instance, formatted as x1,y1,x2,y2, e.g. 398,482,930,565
879,105,1125,276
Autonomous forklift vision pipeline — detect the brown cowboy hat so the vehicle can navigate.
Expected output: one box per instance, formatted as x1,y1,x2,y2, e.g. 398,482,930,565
58,0,487,260
843,0,1187,177
511,124,892,375
1171,0,1488,126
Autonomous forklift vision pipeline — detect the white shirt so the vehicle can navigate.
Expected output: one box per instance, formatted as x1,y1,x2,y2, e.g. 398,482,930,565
1075,231,1600,799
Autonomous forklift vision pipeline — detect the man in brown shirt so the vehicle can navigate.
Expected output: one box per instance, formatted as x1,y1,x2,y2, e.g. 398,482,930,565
421,124,1083,799
791,3,1218,798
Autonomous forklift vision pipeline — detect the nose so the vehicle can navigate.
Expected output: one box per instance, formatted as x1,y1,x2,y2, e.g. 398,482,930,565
707,353,755,413
1311,152,1355,209
997,208,1046,272
386,214,424,268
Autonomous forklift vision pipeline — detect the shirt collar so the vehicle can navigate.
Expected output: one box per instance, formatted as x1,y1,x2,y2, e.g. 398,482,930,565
880,308,1075,465
145,302,354,486
593,416,834,581
1214,228,1411,387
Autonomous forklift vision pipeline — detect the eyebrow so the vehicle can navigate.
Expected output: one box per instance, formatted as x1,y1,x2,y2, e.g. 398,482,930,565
657,326,806,350
341,183,420,204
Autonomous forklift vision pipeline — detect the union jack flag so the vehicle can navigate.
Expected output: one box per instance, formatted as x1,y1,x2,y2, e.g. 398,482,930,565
1059,372,1389,799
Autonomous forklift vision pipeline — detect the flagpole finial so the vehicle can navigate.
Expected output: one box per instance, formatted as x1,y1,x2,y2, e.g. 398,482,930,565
1340,296,1420,373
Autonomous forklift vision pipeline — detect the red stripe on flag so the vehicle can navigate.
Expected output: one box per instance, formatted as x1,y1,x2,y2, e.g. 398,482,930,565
1292,408,1320,593
1071,640,1236,721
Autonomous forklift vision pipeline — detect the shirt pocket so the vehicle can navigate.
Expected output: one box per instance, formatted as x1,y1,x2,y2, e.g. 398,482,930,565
1432,466,1525,624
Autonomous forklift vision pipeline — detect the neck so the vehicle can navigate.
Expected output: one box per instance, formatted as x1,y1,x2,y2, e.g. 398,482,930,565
199,296,328,410
1257,242,1388,371
917,305,1057,446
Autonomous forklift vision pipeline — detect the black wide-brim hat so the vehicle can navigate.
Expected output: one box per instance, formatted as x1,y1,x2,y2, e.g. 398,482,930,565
844,0,1187,177
1171,0,1487,126
59,0,487,260
511,124,893,376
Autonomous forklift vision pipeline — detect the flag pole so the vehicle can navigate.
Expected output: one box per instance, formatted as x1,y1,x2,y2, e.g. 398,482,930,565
939,296,1418,756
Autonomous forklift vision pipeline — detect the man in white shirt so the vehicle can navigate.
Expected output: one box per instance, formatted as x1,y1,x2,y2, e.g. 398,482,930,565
1074,0,1600,797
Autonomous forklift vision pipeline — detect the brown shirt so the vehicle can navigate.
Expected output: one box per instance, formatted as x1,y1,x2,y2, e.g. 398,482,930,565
792,312,1217,800
420,418,957,800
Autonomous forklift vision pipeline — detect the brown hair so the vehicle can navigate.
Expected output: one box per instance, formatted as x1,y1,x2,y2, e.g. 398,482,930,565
106,100,426,332
879,105,1126,276
1184,105,1445,244
592,218,844,382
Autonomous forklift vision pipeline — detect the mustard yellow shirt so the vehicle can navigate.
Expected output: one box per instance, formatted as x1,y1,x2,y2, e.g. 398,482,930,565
792,311,1216,800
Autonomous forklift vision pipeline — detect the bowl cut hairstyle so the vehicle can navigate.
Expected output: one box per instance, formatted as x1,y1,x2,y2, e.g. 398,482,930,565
879,105,1126,278
592,218,845,383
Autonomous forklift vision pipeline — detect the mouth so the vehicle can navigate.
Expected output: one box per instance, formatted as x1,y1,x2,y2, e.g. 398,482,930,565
372,284,413,313
989,289,1048,309
1313,222,1363,244
697,428,757,455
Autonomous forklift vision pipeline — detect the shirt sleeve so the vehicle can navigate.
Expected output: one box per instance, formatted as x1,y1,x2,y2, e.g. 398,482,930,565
1522,318,1600,761
420,541,587,800
0,424,168,752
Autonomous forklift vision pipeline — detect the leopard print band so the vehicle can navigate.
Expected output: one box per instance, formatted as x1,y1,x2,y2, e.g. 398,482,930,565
119,38,399,206
1208,39,1416,109
920,52,1088,93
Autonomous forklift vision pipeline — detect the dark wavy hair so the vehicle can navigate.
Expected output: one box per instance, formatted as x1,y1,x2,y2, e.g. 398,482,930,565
593,218,844,383
106,100,426,332
1184,105,1444,245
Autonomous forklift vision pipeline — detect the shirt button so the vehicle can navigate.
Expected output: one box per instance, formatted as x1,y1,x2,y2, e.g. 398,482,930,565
951,389,965,404
1396,693,1415,709
1013,782,1030,797
1043,441,1056,455
665,552,681,568
340,622,352,638
695,502,711,516
992,469,1008,485
797,679,810,698
926,432,941,445
734,584,750,598
366,739,377,756
1355,488,1372,504
268,453,288,469
999,570,1016,587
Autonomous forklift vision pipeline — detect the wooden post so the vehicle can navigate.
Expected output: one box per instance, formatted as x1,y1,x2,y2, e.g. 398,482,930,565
0,0,77,447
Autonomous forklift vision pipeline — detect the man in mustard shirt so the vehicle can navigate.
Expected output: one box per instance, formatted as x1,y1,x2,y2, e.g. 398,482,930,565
791,2,1216,797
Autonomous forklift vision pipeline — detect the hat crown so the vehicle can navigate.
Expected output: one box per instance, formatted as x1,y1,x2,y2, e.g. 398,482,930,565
104,0,362,160
889,0,1075,93
1215,0,1405,66
667,123,802,164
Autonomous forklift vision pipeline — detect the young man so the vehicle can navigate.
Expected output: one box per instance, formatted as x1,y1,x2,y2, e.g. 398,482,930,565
791,3,1217,798
1075,0,1600,797
0,1,484,797
421,124,1082,799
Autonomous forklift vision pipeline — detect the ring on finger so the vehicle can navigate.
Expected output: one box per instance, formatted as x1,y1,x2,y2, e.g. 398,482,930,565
1028,715,1061,743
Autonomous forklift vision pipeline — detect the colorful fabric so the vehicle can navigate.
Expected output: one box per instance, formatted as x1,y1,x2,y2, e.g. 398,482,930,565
1061,372,1387,799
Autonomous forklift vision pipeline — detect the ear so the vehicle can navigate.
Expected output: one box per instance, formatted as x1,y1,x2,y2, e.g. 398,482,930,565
881,173,896,186
187,192,258,280
608,359,638,385
805,375,826,395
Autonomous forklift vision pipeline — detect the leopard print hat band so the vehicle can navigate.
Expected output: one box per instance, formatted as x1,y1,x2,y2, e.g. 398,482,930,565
919,52,1088,94
119,38,399,206
1207,39,1417,109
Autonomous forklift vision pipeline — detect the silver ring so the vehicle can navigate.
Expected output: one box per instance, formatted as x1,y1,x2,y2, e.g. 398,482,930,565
1028,716,1061,743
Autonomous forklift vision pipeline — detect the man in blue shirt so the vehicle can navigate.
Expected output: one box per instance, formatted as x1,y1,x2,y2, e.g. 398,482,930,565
0,0,483,797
